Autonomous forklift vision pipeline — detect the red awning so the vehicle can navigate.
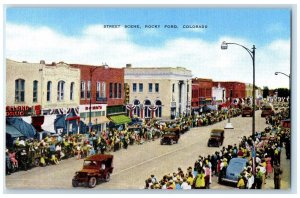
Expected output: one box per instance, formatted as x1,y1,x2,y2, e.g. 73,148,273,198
65,116,80,121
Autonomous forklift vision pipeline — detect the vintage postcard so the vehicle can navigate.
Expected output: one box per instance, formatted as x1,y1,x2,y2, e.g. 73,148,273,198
3,4,294,194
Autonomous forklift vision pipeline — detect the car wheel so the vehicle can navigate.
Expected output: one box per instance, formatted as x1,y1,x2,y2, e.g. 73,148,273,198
104,173,111,182
72,180,79,187
88,177,97,188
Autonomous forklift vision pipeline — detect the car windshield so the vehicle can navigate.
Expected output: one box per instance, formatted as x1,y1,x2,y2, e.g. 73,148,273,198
83,160,97,167
262,106,272,110
211,132,222,136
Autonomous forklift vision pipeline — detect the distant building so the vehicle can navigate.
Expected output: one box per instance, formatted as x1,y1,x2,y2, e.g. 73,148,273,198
213,81,246,103
191,78,213,113
245,83,253,98
125,64,192,119
212,83,226,104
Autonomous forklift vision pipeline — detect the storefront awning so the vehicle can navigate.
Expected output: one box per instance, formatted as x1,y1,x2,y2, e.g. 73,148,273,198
65,116,80,121
81,116,110,125
109,115,131,125
6,125,25,138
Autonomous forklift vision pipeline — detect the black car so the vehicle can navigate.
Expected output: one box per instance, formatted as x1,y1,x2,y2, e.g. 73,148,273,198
160,130,180,145
207,129,224,147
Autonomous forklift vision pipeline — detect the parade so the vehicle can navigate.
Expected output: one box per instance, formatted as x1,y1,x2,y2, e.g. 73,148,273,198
4,6,293,193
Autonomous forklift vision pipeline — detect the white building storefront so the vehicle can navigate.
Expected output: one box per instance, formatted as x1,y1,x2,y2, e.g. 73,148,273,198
125,65,192,120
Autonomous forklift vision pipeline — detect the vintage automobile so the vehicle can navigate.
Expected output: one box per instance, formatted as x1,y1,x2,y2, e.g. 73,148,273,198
207,129,224,147
261,105,275,117
219,157,248,185
160,128,180,145
241,106,253,117
72,154,114,188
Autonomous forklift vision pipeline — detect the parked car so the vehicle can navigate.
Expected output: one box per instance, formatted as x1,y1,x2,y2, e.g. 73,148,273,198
242,106,253,117
261,105,275,117
72,154,114,188
160,128,180,145
219,157,248,184
207,129,224,147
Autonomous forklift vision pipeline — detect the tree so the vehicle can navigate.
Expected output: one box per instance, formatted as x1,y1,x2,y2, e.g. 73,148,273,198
276,88,290,98
263,86,269,98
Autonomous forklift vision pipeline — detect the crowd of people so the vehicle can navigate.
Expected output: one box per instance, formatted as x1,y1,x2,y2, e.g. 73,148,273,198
5,107,242,175
145,107,290,190
6,104,290,190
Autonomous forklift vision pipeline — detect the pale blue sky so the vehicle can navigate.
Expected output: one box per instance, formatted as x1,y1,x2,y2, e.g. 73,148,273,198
5,7,291,89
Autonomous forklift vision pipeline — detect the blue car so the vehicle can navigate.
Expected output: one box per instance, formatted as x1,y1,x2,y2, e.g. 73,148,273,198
220,158,248,184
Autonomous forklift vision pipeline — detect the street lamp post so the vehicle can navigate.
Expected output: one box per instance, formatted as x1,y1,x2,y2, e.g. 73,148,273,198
221,41,256,137
88,64,108,133
274,72,291,118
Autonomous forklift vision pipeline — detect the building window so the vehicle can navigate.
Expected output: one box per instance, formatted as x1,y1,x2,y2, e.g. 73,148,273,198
133,83,137,92
32,80,38,102
57,81,65,101
133,99,140,117
139,83,143,92
109,83,113,98
47,81,52,102
118,83,122,98
70,82,74,101
172,83,175,93
148,83,153,92
97,81,101,98
87,80,91,99
144,100,151,118
81,81,85,99
155,100,162,118
101,82,106,97
114,83,118,98
15,79,25,102
155,83,159,93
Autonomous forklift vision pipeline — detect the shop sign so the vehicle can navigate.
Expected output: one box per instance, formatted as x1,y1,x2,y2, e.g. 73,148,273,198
6,106,32,117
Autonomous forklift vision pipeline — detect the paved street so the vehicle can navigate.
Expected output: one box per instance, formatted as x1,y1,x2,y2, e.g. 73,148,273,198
5,110,290,191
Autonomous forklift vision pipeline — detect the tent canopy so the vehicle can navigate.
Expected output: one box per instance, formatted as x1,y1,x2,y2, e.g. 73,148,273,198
6,117,36,138
6,125,25,138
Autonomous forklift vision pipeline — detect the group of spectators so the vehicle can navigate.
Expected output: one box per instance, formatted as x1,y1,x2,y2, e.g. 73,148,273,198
5,106,242,175
145,107,290,190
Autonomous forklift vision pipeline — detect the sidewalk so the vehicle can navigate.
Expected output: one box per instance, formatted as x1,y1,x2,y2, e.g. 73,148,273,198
264,147,291,190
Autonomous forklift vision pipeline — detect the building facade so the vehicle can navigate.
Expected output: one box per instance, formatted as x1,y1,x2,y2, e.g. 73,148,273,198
71,64,125,132
6,59,81,136
125,65,192,119
191,78,213,113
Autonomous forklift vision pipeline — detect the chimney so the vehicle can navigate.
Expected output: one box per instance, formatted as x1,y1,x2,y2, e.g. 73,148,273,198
40,60,45,64
126,64,132,68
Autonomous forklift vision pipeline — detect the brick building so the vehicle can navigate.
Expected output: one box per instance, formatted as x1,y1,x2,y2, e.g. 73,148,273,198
71,64,126,132
191,78,213,113
213,81,246,103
